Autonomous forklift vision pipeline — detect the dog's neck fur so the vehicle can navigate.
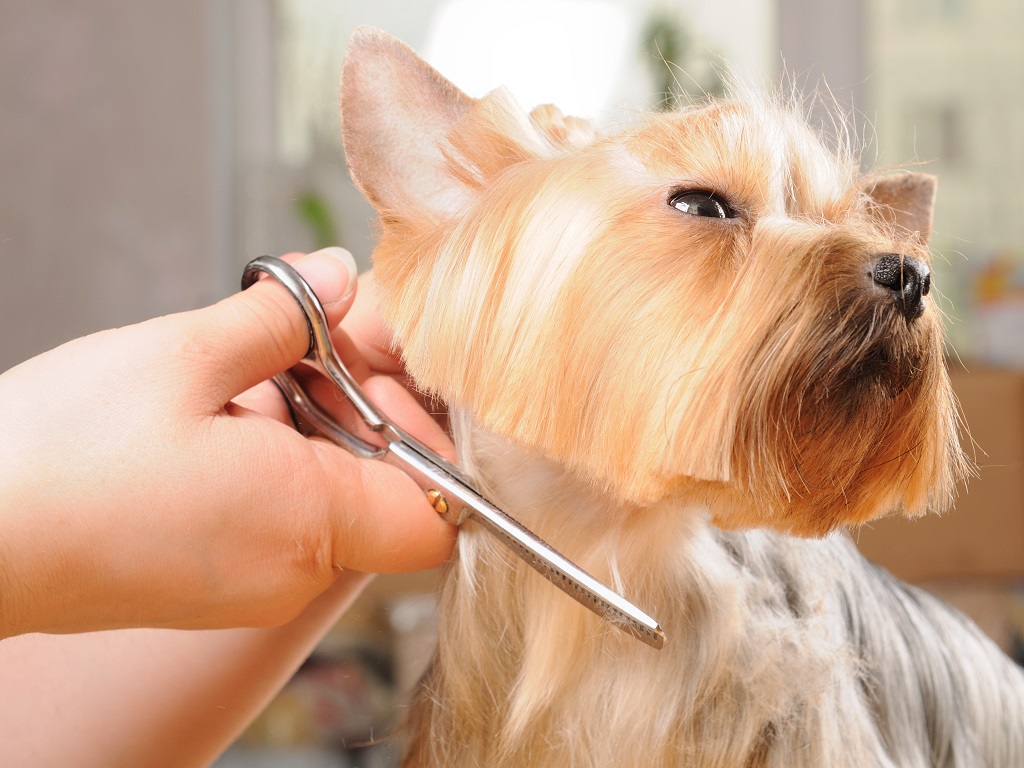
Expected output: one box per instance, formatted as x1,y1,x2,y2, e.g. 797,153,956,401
404,411,1024,767
420,411,833,765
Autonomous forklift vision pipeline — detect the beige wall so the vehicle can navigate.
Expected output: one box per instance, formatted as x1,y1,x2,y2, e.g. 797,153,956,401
0,2,225,372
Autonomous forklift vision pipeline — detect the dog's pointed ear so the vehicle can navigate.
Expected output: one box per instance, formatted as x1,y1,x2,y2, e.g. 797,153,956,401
865,172,938,244
341,27,475,218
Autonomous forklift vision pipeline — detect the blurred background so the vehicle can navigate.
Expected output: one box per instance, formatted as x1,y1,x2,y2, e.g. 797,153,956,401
1,1,1021,766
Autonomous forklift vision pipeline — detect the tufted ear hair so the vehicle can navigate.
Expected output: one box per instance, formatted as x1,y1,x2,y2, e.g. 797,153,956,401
340,26,476,219
865,172,938,245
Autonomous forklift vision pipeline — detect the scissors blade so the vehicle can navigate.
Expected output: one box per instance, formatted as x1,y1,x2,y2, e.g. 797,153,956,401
386,438,666,650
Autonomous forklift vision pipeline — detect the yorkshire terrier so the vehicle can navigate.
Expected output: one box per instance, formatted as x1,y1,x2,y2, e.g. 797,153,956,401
340,27,1024,767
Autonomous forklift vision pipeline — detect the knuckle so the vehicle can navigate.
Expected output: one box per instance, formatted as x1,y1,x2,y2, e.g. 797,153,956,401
235,287,307,365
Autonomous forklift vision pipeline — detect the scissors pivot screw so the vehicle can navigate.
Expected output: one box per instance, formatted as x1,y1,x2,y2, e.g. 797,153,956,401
426,489,449,516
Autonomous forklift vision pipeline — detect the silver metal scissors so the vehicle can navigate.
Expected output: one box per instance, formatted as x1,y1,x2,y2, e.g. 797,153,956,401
241,255,665,650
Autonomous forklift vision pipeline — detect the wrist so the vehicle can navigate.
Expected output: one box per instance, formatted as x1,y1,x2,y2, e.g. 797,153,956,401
0,371,62,638
0,447,32,639
0,512,31,639
0,452,80,638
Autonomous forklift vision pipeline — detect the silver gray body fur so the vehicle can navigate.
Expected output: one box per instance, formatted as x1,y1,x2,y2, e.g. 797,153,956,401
715,528,1024,766
403,417,1024,767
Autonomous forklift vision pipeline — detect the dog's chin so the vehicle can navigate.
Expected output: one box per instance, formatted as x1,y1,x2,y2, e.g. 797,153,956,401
846,348,916,400
846,304,940,398
679,322,951,535
820,337,933,428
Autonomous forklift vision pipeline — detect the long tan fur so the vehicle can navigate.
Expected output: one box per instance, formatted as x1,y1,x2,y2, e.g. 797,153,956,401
339,27,1022,768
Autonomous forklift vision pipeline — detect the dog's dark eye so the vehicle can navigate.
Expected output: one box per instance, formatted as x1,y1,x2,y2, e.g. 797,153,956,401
669,190,735,219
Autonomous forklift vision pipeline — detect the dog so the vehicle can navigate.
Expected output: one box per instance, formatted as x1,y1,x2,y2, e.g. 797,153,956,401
339,27,1024,767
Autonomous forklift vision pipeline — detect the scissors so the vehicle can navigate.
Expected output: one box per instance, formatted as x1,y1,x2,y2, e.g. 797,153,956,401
241,255,665,650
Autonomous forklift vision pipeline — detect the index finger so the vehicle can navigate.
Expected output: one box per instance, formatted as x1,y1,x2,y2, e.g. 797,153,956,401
339,270,406,375
187,248,358,406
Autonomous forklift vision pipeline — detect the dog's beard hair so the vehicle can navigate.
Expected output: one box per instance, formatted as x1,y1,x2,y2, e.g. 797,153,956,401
401,417,1024,767
707,226,961,532
372,92,966,535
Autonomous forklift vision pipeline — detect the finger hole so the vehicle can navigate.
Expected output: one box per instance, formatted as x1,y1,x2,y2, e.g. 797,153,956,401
291,366,387,450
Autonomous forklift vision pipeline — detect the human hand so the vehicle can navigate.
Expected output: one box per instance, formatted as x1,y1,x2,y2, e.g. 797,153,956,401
0,247,456,639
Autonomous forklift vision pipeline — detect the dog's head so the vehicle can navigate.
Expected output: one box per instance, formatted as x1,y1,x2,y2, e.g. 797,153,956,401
340,28,967,535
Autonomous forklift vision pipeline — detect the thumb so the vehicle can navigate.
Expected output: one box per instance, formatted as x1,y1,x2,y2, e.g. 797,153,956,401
188,247,358,404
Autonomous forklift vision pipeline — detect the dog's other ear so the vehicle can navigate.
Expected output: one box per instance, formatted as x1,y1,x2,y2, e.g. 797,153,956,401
341,27,475,218
865,172,938,244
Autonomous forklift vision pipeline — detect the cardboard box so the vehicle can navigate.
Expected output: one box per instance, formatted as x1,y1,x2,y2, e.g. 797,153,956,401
855,366,1024,582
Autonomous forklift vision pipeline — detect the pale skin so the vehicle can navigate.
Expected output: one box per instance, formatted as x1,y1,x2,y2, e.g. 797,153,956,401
0,247,456,766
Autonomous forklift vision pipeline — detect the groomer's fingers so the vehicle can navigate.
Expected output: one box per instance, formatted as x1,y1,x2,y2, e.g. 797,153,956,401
339,270,406,374
231,325,372,426
268,373,457,573
186,248,358,405
292,369,454,461
339,272,451,430
309,443,457,573
363,375,456,462
228,379,293,424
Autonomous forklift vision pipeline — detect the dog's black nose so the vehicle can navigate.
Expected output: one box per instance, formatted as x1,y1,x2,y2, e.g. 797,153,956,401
870,254,931,321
